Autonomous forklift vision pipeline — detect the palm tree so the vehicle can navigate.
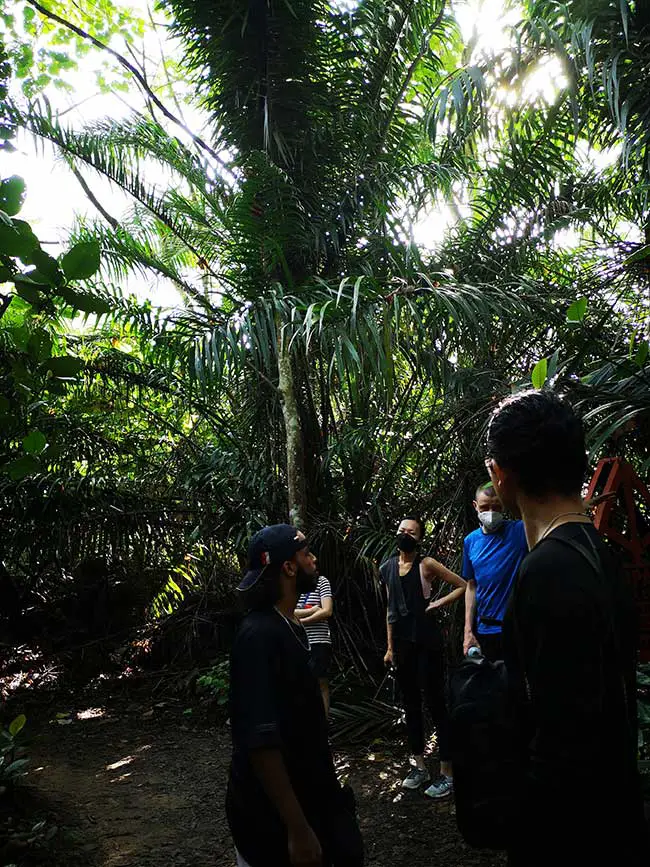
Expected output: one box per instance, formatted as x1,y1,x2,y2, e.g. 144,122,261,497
10,0,548,535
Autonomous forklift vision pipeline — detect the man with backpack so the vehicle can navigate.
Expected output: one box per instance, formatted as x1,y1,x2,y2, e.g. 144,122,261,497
462,483,528,661
485,390,647,865
227,525,364,867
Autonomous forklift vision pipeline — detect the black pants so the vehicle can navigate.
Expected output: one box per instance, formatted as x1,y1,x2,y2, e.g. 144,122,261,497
477,631,503,662
393,638,450,760
228,783,364,867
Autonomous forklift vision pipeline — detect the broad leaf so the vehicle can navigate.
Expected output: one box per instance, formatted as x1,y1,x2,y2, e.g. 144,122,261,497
46,355,84,377
0,176,26,216
31,249,64,286
57,286,111,315
4,758,29,776
8,714,26,737
566,297,587,323
0,220,39,258
531,357,548,389
60,241,101,281
23,430,47,455
14,282,42,306
6,455,40,480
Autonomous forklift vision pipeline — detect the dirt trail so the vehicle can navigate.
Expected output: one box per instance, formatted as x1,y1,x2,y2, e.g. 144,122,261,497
21,702,505,867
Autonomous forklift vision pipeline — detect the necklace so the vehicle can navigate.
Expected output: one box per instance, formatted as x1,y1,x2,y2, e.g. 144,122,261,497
273,607,311,651
539,511,591,542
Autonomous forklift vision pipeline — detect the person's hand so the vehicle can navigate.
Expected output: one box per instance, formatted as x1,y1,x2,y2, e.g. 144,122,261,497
288,822,322,867
582,491,616,511
463,631,480,656
426,599,444,613
383,647,394,667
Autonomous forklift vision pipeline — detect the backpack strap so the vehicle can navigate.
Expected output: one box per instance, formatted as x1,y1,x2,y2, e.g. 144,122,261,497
537,527,633,732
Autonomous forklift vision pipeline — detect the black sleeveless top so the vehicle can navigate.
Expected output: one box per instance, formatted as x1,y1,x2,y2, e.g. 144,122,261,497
392,557,442,646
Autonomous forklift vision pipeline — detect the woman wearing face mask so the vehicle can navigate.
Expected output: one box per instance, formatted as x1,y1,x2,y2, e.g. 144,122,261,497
462,483,528,662
380,516,466,798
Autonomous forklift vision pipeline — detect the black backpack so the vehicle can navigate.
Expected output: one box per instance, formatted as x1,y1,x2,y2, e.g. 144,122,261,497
450,529,634,851
449,654,520,850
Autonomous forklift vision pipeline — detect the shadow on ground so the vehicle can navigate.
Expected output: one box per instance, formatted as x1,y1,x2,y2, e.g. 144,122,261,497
15,701,505,867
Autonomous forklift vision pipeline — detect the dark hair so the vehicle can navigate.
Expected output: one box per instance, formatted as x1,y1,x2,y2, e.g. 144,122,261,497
486,390,587,498
475,482,496,500
239,563,283,611
400,515,426,538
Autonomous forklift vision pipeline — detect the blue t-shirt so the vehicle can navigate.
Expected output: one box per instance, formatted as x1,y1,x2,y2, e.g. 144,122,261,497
462,519,528,635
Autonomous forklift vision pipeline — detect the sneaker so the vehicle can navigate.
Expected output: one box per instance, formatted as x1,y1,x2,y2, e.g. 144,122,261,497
424,775,453,799
401,767,431,790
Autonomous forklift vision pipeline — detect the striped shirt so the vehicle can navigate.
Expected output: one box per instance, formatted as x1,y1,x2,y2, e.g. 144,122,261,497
296,575,332,645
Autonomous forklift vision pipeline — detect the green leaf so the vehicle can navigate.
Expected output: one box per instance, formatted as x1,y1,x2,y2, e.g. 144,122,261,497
31,249,64,286
567,297,587,323
0,220,39,258
0,395,10,414
6,455,40,480
27,329,53,362
531,357,548,389
46,355,84,377
60,241,100,281
57,286,111,315
14,282,42,306
4,758,29,776
8,714,26,737
623,244,650,265
0,176,26,216
23,430,47,455
634,340,649,368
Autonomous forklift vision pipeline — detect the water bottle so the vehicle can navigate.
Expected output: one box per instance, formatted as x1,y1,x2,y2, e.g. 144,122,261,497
467,646,482,659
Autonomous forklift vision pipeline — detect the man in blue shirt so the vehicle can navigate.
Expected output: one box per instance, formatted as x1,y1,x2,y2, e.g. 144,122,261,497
462,483,528,661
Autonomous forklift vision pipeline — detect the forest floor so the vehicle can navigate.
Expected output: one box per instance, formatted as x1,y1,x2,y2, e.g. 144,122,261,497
1,692,507,867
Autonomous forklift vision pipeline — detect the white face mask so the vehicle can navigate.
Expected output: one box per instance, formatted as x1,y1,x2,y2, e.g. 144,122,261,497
478,510,504,532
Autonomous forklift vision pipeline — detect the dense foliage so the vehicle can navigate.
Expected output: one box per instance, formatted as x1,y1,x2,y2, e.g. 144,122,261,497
0,0,648,673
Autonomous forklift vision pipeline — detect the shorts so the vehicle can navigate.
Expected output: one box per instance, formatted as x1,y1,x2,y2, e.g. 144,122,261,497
310,642,332,679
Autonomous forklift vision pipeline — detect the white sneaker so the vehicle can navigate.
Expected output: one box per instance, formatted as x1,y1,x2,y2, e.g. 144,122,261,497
424,774,453,799
401,767,430,789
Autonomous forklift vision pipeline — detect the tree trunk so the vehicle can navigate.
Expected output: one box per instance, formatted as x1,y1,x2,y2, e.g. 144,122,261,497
277,319,307,527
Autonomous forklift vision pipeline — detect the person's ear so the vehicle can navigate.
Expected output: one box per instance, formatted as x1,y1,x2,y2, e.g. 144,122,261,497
490,460,507,491
472,500,478,510
283,559,296,578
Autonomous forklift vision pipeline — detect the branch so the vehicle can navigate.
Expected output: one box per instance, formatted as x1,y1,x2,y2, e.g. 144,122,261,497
67,159,120,229
375,1,447,157
25,0,235,182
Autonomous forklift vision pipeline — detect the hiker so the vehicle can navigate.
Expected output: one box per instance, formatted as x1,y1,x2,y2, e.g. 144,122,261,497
295,560,334,715
462,483,527,661
486,390,648,866
381,516,466,798
226,524,364,867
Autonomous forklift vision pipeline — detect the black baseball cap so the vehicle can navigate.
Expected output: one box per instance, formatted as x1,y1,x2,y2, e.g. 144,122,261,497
237,524,308,592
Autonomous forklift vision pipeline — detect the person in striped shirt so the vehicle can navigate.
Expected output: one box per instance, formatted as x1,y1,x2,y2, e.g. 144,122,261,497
295,565,334,715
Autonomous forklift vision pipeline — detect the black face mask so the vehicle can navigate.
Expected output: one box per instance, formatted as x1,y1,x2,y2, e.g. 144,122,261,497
296,567,318,595
396,533,418,553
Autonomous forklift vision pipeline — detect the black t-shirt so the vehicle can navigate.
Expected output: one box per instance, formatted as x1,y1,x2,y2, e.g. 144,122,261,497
226,609,340,864
502,523,647,861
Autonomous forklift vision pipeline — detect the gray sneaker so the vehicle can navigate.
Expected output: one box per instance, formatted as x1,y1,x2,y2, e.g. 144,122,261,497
401,767,431,790
424,774,453,799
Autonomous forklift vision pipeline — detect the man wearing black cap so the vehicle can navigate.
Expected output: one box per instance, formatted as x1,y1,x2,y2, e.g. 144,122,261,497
226,524,364,867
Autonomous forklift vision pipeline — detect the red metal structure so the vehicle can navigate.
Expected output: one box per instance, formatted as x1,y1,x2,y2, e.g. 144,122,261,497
586,458,650,661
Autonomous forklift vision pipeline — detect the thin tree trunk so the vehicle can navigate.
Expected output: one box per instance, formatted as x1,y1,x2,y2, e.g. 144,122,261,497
276,319,307,527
